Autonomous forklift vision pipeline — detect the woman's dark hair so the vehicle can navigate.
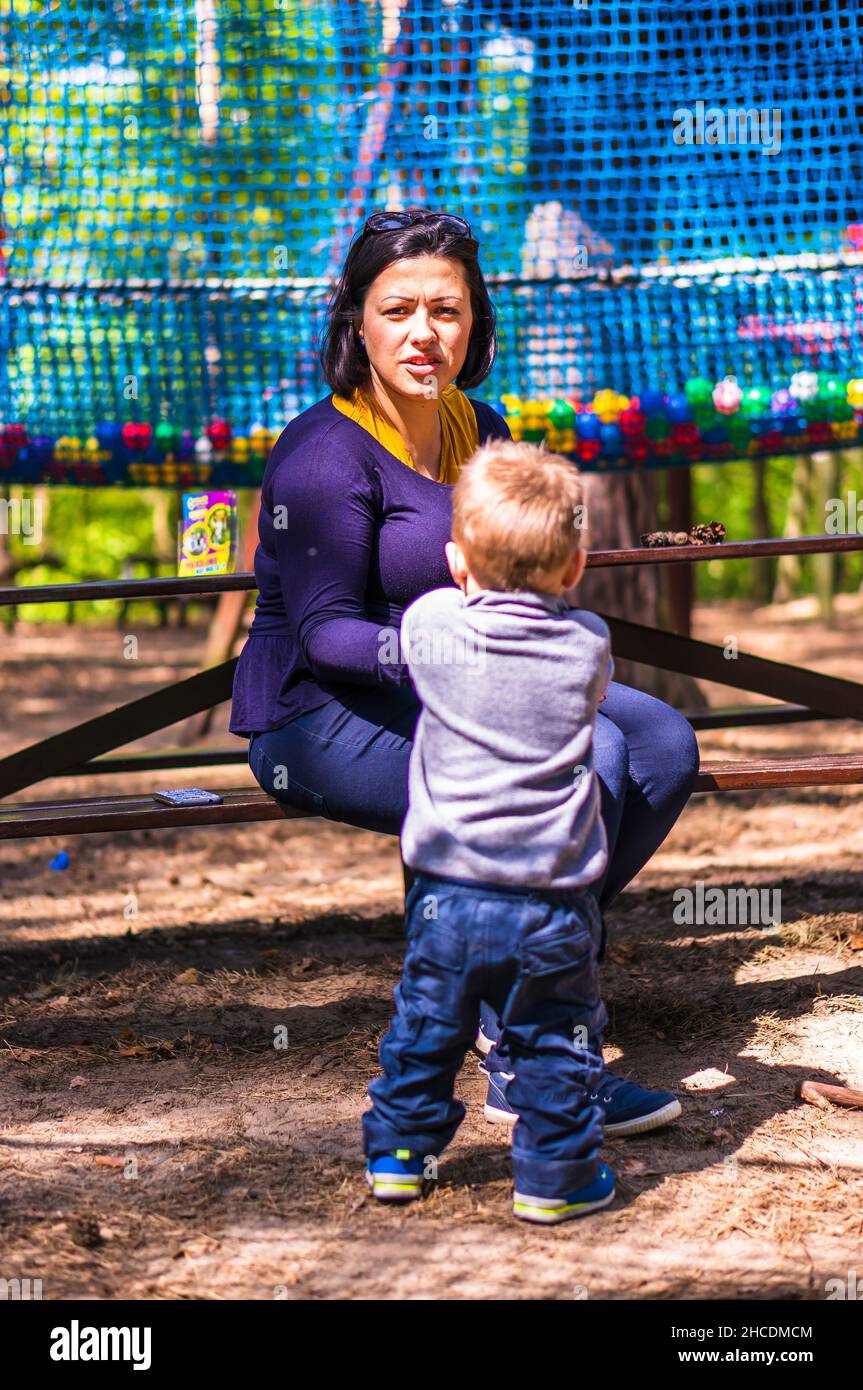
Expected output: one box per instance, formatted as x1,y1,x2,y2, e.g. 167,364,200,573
318,207,498,395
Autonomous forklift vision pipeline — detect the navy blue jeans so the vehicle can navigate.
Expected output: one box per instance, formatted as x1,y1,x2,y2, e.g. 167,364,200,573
363,870,608,1197
247,678,700,912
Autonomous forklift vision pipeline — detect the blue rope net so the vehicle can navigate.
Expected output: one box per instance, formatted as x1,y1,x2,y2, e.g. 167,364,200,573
2,0,863,482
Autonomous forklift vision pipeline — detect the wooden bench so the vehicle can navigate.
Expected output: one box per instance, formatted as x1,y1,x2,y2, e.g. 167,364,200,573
2,751,863,843
1,538,861,854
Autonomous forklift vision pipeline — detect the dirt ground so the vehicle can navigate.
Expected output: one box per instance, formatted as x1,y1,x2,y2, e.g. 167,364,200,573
1,597,861,1300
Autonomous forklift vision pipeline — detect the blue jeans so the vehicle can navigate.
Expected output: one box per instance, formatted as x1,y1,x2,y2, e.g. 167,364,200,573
247,678,700,912
363,870,608,1197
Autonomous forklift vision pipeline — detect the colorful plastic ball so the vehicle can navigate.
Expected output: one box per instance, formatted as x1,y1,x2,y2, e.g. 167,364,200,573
575,411,601,440
155,420,181,452
702,422,729,445
96,422,123,450
770,389,796,415
760,429,786,454
712,377,742,414
802,396,828,421
599,424,622,457
122,421,152,451
817,373,844,399
575,438,601,463
619,407,646,437
622,437,649,463
178,430,195,461
684,376,713,405
644,414,670,441
3,423,28,451
195,434,214,459
740,387,769,419
548,398,576,429
846,379,863,409
638,389,667,416
207,418,232,450
808,422,832,446
692,404,718,431
29,436,56,465
666,394,692,424
671,423,699,447
592,389,627,423
789,371,819,402
727,416,753,448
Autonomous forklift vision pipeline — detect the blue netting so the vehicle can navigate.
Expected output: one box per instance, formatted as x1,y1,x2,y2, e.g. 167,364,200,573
2,0,863,482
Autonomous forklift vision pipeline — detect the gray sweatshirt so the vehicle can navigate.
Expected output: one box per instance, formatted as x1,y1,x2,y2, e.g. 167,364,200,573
399,586,613,890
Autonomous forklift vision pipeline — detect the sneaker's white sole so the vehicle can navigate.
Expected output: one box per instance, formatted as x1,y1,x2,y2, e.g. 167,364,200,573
365,1170,424,1201
513,1188,615,1224
485,1097,682,1137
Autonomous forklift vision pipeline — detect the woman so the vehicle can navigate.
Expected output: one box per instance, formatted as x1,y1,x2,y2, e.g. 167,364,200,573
231,206,700,1133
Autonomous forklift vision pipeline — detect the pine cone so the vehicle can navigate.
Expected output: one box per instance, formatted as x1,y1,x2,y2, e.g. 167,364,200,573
688,521,726,545
71,1214,104,1248
640,530,691,547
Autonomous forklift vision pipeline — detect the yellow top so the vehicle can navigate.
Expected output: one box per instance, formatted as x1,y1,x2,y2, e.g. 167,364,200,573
331,382,479,485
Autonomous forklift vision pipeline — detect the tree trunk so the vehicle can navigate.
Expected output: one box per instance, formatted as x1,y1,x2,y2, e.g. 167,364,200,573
773,452,812,602
811,450,840,624
751,457,773,603
578,471,705,708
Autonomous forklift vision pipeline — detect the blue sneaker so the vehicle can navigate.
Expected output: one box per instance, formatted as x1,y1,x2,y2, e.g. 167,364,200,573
481,1060,681,1137
366,1149,429,1202
514,1164,615,1225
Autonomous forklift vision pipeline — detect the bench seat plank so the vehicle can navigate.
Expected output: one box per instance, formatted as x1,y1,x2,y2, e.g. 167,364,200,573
695,753,863,792
0,788,306,839
0,754,862,841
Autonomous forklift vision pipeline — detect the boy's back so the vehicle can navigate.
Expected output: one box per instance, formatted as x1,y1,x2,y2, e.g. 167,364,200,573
400,585,612,891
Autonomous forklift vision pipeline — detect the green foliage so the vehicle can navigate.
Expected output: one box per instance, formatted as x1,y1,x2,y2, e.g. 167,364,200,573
691,450,863,601
4,449,862,626
4,485,256,624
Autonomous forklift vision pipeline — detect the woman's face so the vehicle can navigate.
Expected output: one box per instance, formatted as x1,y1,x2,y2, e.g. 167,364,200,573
355,255,474,399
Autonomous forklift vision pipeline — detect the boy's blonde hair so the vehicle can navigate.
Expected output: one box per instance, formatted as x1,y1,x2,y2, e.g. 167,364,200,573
451,440,585,592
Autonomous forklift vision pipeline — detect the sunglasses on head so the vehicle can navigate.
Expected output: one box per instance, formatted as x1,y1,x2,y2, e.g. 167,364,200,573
363,210,472,238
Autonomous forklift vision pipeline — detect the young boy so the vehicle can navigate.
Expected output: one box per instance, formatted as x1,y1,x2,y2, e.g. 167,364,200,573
362,440,616,1224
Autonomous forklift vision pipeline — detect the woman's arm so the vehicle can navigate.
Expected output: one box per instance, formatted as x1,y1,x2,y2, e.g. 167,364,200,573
269,434,409,688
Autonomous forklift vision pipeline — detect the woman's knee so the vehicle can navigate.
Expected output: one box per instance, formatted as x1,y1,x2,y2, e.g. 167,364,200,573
660,705,701,789
601,682,700,797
